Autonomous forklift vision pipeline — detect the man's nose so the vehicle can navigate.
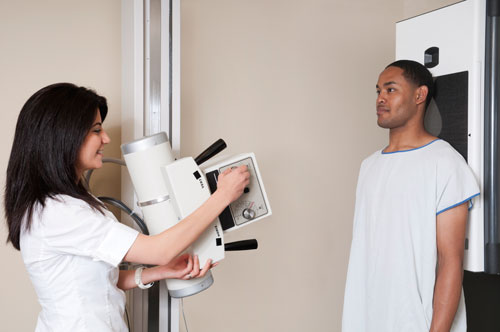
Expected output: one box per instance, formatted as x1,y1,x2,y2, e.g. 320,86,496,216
377,94,385,105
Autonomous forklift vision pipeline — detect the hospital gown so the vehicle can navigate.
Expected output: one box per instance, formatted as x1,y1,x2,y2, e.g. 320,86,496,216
342,139,479,332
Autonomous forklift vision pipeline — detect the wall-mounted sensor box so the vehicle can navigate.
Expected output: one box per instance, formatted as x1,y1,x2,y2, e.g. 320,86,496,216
424,46,439,68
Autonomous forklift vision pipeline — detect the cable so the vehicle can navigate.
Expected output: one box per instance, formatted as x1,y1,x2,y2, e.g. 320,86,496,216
125,306,131,332
84,158,149,235
98,196,149,235
181,298,189,332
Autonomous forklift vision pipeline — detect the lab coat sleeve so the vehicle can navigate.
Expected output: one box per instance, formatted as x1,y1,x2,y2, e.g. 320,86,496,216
42,197,139,267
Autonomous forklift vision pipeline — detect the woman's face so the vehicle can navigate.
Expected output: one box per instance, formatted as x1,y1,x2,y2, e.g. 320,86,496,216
75,111,110,178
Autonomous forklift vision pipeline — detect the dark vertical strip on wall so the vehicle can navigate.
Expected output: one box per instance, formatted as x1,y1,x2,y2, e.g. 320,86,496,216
464,3,500,332
148,283,160,332
484,0,500,275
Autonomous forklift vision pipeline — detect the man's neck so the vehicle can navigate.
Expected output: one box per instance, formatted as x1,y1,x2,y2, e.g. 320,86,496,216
385,125,437,153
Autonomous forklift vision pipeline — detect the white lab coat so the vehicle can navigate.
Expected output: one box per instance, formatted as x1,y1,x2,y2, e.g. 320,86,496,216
21,195,139,332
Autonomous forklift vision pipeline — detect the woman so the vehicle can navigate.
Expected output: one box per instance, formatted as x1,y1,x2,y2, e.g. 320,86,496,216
4,83,249,331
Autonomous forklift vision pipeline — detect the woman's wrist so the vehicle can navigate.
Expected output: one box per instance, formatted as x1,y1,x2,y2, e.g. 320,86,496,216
135,267,154,289
139,266,161,285
212,188,232,207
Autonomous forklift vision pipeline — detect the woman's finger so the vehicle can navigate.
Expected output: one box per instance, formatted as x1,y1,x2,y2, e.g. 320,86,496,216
223,167,233,174
177,255,193,279
198,259,213,278
182,254,193,273
190,255,201,278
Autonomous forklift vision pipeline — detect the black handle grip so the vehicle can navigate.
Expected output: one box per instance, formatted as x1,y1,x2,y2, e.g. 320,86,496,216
194,139,227,166
224,239,258,251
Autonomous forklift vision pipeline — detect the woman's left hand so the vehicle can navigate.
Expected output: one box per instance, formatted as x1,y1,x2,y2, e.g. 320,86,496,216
159,253,218,280
180,255,218,281
118,253,219,290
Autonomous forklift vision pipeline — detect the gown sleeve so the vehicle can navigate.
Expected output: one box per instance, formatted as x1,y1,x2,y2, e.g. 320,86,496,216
436,150,480,215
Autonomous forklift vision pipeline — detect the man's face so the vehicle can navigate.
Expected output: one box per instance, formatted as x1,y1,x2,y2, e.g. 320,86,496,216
375,66,419,129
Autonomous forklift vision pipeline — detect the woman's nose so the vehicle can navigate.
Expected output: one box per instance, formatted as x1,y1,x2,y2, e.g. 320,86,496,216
102,130,111,144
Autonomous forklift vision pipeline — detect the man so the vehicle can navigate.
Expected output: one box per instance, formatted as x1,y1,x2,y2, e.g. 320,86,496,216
342,60,479,332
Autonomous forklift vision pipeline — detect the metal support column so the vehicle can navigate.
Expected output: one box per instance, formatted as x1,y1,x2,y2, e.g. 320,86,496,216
122,0,181,330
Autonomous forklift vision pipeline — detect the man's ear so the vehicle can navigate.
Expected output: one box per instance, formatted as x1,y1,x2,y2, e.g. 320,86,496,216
415,86,429,106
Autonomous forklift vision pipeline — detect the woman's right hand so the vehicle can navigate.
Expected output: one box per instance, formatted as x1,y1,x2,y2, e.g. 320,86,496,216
124,165,250,268
216,165,250,205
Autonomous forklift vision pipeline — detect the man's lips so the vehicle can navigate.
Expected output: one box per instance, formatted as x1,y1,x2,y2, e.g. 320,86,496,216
377,107,389,116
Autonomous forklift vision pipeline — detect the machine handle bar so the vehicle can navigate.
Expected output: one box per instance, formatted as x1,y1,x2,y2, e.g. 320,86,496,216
224,239,258,251
194,139,227,165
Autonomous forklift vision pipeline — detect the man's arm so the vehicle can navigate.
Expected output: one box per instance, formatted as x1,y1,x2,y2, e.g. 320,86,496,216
429,202,468,332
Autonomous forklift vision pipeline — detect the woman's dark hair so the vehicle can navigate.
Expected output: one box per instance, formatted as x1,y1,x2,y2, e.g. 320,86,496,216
5,83,108,250
386,59,434,108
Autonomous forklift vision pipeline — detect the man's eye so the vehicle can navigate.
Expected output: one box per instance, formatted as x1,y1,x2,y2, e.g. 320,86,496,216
376,90,380,95
388,88,395,92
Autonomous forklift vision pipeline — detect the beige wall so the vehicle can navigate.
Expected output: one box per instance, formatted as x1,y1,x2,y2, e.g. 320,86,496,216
0,1,122,330
179,0,458,331
403,0,462,20
0,0,459,331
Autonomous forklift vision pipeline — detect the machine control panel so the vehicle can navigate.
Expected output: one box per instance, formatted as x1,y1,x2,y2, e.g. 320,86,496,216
205,153,272,232
220,156,269,225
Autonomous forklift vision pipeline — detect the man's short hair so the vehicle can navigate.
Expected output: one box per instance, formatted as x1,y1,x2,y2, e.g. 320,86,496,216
386,60,434,108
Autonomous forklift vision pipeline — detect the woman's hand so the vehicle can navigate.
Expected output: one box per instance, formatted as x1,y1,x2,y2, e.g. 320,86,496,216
124,166,250,268
157,253,217,280
157,253,193,279
118,254,218,290
216,165,250,205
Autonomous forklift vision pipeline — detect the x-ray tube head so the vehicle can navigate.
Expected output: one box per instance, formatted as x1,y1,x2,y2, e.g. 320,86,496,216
121,132,215,297
121,132,178,234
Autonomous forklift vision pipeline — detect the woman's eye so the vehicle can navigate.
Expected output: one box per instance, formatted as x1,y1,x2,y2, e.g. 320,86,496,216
93,129,102,134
